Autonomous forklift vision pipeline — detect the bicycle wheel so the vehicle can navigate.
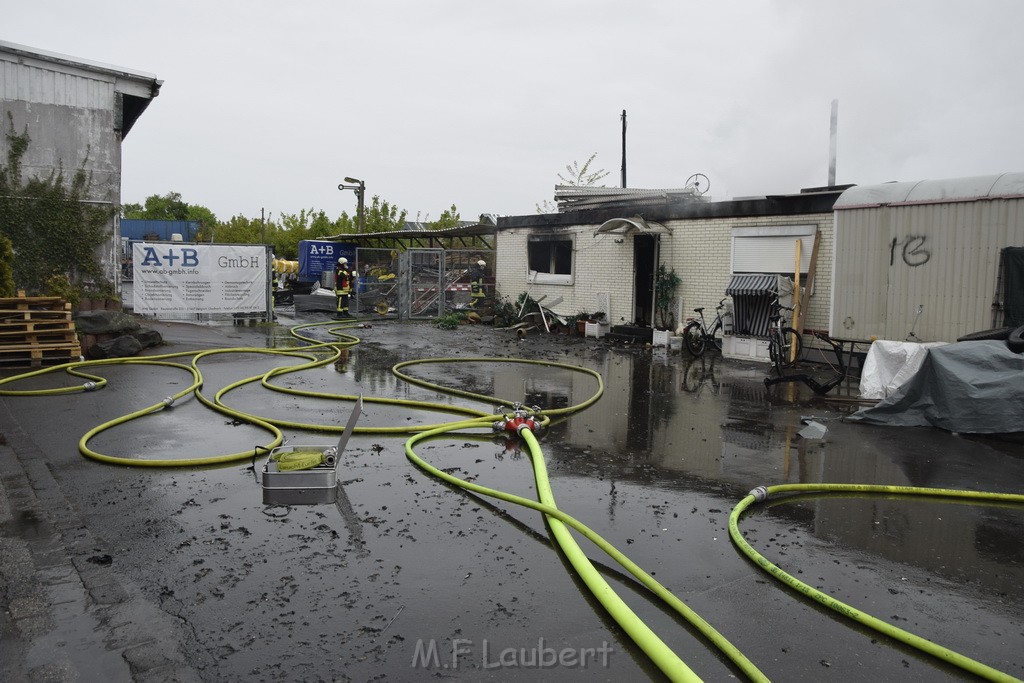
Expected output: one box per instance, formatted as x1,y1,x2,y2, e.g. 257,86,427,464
769,328,803,368
684,322,706,357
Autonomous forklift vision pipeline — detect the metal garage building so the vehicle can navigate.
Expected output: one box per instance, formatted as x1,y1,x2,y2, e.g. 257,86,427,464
0,40,162,290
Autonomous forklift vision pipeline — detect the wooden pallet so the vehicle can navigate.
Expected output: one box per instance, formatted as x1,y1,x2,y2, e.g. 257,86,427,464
0,319,76,334
0,329,79,346
0,309,73,322
0,294,69,311
0,344,82,368
0,292,81,368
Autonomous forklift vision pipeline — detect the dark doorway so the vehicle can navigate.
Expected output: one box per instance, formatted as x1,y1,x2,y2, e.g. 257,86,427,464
633,235,657,327
1002,246,1024,327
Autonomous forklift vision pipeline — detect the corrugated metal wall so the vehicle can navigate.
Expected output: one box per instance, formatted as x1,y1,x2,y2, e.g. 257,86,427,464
832,198,1024,342
0,58,115,108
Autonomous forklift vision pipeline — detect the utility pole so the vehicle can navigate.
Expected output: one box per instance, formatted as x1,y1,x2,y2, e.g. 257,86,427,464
621,109,628,188
828,100,838,187
261,207,265,243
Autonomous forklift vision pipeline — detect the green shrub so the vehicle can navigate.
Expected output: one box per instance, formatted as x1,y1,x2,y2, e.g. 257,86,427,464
433,312,466,330
0,235,14,297
0,113,115,302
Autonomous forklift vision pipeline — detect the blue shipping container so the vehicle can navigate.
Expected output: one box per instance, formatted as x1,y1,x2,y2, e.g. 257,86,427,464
121,219,200,242
298,240,356,280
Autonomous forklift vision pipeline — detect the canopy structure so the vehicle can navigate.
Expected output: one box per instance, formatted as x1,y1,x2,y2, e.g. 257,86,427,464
594,217,671,236
725,274,777,296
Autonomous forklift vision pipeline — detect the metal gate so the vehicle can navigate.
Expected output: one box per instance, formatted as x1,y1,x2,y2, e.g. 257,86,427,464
407,249,444,319
353,248,400,319
354,248,494,320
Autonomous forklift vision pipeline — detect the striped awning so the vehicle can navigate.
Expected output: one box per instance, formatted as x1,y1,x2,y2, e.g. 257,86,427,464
725,274,777,296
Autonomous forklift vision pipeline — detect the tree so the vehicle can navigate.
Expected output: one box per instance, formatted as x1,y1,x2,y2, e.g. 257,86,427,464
558,152,610,187
429,204,461,230
123,191,219,237
363,195,408,234
537,152,610,213
213,214,264,245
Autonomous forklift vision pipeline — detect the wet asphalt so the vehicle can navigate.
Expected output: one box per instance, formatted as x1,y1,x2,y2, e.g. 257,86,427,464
1,308,1022,682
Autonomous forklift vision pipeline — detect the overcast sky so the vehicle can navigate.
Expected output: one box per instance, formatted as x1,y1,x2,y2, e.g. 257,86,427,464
6,1,1024,223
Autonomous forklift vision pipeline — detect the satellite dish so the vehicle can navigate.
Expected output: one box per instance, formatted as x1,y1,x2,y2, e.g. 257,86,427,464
684,173,710,196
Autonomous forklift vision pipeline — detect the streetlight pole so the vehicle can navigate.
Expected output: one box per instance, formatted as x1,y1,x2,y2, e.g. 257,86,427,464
338,177,365,233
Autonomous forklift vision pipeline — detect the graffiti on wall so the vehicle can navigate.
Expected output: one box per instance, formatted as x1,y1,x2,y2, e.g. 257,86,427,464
890,235,931,267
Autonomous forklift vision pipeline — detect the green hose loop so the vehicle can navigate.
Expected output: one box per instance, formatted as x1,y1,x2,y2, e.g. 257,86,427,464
729,483,1024,683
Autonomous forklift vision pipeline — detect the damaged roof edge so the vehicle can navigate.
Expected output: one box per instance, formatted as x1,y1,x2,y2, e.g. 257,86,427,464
498,190,844,230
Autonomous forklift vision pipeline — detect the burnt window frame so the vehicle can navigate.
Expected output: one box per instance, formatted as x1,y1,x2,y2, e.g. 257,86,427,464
526,234,575,285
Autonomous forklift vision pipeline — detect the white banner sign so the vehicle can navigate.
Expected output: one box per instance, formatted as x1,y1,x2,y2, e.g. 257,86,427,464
132,243,268,315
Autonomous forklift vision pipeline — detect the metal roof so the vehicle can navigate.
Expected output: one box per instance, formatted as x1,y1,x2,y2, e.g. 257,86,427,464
835,172,1024,210
554,185,706,212
321,222,496,242
0,40,160,82
0,40,162,137
318,222,497,251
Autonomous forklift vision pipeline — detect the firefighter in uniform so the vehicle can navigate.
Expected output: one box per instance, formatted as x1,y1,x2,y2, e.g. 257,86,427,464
469,259,487,308
334,257,355,319
270,257,280,311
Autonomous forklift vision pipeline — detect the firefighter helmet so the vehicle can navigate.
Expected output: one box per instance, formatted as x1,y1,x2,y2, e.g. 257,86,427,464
338,257,348,265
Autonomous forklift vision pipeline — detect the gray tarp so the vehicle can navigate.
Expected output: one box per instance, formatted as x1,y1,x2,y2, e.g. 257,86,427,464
848,340,1024,433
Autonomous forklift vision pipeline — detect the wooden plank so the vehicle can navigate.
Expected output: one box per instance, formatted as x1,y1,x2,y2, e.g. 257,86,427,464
795,230,821,334
0,345,82,368
0,341,82,353
0,320,75,334
0,331,78,346
0,309,73,321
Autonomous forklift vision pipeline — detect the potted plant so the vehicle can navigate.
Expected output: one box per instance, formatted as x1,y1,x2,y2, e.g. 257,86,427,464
574,311,606,337
573,312,592,337
655,265,681,330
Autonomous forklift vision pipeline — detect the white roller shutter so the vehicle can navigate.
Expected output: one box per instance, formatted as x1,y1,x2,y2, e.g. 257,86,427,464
731,225,816,274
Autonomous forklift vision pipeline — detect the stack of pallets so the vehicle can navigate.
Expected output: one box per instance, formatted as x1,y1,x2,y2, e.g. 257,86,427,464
0,292,82,368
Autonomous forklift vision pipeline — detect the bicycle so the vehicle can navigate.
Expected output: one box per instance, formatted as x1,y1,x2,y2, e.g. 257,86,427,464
766,299,803,377
681,355,720,396
683,298,727,357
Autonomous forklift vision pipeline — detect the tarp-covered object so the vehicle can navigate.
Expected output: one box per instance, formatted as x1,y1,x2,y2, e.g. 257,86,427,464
849,341,1024,433
859,340,948,399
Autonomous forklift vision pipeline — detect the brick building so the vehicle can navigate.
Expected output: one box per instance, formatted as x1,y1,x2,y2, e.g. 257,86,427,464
494,187,844,352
